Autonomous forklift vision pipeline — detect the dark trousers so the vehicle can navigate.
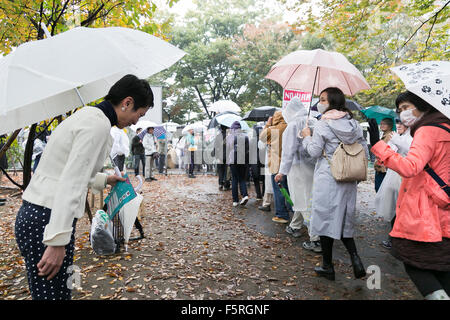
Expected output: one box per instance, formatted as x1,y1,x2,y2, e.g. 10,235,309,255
404,263,450,297
230,164,248,202
217,164,230,188
250,164,264,199
158,154,166,173
188,151,195,175
134,154,145,176
15,201,77,300
375,171,386,193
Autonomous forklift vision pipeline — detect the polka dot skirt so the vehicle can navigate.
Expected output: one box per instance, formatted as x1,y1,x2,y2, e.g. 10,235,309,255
15,200,77,300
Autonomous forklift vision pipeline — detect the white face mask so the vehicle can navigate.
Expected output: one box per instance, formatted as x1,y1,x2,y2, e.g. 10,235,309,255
400,108,419,127
317,103,328,114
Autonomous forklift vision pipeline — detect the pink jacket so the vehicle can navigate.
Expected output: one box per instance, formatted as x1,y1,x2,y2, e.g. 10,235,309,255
372,123,450,242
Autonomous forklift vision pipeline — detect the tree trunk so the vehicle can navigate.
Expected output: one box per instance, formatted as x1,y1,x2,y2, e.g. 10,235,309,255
0,129,21,161
194,85,211,119
22,123,37,190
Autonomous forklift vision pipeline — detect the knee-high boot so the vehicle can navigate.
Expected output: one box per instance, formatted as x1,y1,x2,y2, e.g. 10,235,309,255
342,237,366,279
315,236,335,281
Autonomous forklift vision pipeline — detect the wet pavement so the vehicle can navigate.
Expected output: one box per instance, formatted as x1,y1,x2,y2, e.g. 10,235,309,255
0,170,422,300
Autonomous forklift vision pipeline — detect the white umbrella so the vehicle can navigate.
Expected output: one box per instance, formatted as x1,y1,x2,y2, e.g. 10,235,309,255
209,100,241,113
182,122,207,135
130,120,160,132
162,121,180,132
119,193,143,252
214,113,250,131
390,61,450,119
0,26,186,135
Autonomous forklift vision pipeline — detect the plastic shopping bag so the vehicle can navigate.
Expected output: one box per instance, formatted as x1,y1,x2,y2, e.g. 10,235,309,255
90,210,116,255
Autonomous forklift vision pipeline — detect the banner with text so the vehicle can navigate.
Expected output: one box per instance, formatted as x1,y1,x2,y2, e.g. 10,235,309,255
282,89,312,109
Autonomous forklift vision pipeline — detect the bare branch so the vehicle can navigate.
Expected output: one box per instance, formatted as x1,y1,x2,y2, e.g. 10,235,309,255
399,0,449,52
421,11,439,61
0,166,23,190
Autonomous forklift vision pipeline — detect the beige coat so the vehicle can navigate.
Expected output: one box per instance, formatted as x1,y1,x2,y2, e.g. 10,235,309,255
259,111,287,174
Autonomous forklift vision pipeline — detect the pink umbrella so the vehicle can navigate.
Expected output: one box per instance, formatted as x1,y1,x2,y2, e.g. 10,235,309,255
265,49,370,97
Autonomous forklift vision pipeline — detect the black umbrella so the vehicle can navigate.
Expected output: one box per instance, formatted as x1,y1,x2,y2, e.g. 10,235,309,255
207,111,240,129
242,106,281,122
310,99,362,112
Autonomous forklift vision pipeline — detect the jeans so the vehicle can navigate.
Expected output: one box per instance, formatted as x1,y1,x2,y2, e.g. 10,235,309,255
134,154,145,176
230,164,248,202
271,174,292,220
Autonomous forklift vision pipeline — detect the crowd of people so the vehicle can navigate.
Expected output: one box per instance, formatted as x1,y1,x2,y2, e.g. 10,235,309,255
7,74,449,300
198,86,449,299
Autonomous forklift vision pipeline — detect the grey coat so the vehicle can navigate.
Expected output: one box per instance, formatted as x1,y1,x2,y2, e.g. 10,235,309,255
302,114,368,239
226,129,249,165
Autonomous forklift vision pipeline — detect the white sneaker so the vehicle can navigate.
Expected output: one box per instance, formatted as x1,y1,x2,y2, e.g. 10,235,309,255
425,289,450,300
240,196,249,206
233,202,239,207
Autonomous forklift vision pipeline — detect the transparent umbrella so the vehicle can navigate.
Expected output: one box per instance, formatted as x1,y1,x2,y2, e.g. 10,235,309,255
208,100,241,114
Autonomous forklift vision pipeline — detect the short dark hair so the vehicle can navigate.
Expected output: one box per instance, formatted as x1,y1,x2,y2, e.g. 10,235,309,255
320,87,353,118
105,74,154,110
380,117,394,128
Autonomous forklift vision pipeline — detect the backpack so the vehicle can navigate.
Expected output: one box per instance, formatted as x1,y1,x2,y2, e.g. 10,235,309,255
324,142,368,183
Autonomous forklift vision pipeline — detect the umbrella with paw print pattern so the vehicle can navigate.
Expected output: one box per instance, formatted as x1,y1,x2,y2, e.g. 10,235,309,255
391,61,450,119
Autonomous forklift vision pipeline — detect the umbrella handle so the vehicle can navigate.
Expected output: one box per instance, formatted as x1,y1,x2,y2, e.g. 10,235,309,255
134,175,143,193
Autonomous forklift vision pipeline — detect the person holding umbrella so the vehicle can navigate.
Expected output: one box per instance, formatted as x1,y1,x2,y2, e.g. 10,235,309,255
300,87,368,281
14,74,153,300
368,90,450,300
226,121,250,206
213,125,231,190
143,126,159,181
249,124,264,200
186,128,197,178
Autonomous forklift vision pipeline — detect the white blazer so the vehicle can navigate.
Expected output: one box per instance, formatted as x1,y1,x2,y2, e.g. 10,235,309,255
22,107,113,246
